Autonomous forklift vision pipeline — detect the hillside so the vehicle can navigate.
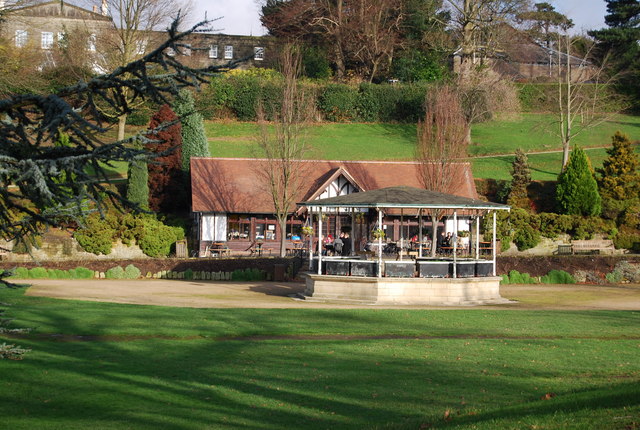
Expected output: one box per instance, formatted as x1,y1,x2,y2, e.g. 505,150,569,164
204,113,640,181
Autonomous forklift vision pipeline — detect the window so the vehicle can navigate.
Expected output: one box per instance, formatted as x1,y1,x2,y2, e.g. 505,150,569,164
208,45,218,59
135,40,147,55
183,44,191,56
227,215,250,241
15,30,27,47
224,45,233,59
41,32,54,49
165,47,176,57
87,33,96,52
254,46,264,61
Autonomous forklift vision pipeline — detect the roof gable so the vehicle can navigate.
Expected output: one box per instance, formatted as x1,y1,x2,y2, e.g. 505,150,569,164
191,158,479,214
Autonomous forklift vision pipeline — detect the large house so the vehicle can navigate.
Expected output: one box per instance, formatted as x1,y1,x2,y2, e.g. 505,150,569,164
190,158,478,256
0,0,278,71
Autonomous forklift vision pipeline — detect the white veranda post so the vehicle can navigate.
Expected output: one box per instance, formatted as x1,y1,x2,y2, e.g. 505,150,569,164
492,211,497,276
308,212,314,271
475,216,480,260
453,210,457,278
317,208,323,275
377,209,382,278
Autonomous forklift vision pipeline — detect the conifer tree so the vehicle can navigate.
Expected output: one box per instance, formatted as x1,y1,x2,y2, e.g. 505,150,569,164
172,89,210,171
556,146,602,216
146,105,184,213
507,148,531,209
126,139,149,209
597,131,640,201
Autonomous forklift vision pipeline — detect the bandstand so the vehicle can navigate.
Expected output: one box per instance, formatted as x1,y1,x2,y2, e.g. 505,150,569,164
298,186,511,305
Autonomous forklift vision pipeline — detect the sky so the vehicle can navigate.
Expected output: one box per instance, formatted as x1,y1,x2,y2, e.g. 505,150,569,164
191,0,608,37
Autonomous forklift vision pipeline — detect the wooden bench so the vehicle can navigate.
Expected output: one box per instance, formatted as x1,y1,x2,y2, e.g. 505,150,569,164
555,244,573,255
571,239,615,255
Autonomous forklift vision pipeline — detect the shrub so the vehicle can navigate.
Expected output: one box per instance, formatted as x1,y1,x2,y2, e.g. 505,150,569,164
54,269,70,279
12,267,29,279
172,89,210,172
500,274,510,284
105,266,125,279
513,224,540,251
317,84,358,122
124,264,141,279
126,138,149,209
607,261,640,283
184,268,194,280
28,267,48,279
74,214,116,255
231,268,266,281
72,267,95,280
541,270,576,284
137,217,184,258
556,146,602,216
613,228,640,251
507,270,537,284
47,269,58,279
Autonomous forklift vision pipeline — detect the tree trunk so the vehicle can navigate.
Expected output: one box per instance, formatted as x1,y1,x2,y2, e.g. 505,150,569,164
279,218,287,258
117,114,127,141
430,213,440,257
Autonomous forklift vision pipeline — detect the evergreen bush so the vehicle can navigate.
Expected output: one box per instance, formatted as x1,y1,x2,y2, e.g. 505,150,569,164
556,146,602,216
317,84,358,121
540,270,576,284
13,267,29,279
507,149,531,209
28,267,48,279
105,266,125,279
72,267,94,279
126,138,149,209
137,217,184,258
513,224,540,251
507,270,537,284
74,214,116,255
184,268,194,280
124,264,141,279
172,89,210,172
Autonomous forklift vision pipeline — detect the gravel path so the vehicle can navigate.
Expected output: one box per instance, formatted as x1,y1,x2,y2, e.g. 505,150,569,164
22,279,640,310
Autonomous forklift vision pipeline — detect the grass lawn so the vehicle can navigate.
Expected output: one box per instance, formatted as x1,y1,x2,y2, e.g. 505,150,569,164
1,287,639,429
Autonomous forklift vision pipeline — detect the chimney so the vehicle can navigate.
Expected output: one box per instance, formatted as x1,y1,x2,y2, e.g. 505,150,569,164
101,0,108,16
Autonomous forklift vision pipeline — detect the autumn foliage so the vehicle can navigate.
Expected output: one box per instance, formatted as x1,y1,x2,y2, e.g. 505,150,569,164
146,104,184,213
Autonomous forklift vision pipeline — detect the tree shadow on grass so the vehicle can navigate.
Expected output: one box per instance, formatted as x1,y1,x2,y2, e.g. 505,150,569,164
1,305,639,429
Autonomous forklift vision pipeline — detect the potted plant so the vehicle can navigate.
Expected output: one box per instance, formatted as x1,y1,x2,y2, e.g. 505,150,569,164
301,226,314,237
372,228,385,240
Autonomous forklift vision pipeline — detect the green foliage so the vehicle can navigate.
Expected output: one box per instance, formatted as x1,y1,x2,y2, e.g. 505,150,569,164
172,89,210,171
74,213,117,255
124,264,141,279
541,270,576,284
507,149,531,209
231,268,266,281
613,227,640,251
503,270,537,284
597,131,640,202
302,46,332,79
391,50,444,83
556,146,602,216
126,139,149,209
105,266,125,279
12,234,42,254
28,267,48,279
196,77,236,120
317,84,358,122
12,267,29,279
137,217,184,258
606,261,640,283
513,224,540,251
72,267,95,279
184,268,194,280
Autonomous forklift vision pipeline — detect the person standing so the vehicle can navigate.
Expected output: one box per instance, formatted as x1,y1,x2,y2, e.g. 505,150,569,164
341,232,352,256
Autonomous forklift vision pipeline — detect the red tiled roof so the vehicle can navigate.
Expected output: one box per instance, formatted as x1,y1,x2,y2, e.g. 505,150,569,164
191,158,477,213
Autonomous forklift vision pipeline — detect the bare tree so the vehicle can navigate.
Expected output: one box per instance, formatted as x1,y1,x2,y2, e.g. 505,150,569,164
345,0,403,82
553,33,616,169
96,0,193,140
445,0,529,78
416,85,469,256
256,44,314,257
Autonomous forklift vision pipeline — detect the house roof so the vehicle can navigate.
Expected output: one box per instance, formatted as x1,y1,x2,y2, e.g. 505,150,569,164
299,186,509,211
14,0,112,21
191,158,478,214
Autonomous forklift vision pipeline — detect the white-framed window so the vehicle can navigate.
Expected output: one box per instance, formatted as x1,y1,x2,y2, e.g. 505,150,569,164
224,45,233,59
135,40,147,55
41,32,54,49
15,29,28,47
87,33,96,52
254,46,264,61
208,44,218,59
